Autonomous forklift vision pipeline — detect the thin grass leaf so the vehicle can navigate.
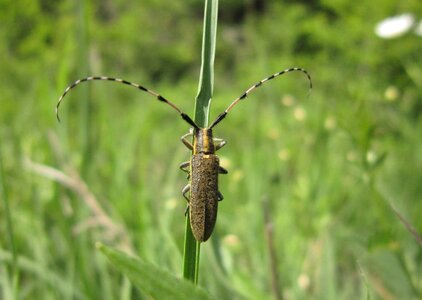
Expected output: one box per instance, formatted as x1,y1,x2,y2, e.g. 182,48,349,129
76,0,93,175
0,150,20,298
194,0,218,126
389,203,422,248
183,0,219,284
97,243,214,300
0,249,85,299
356,261,372,300
361,249,416,299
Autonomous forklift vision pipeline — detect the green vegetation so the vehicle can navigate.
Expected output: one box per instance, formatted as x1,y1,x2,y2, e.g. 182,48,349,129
1,0,422,299
183,0,218,284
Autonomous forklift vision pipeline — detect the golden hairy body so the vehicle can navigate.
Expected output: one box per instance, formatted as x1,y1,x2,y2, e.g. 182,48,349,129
180,128,227,242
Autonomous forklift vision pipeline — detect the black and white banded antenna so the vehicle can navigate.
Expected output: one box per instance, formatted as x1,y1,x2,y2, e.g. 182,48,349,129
209,67,312,128
56,76,197,128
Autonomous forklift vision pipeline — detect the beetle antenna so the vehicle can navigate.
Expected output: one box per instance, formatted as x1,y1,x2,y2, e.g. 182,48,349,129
209,67,312,129
56,76,198,128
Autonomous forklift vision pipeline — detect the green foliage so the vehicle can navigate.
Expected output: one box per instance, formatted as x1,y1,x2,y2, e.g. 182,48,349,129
1,0,422,299
98,243,213,299
183,0,218,284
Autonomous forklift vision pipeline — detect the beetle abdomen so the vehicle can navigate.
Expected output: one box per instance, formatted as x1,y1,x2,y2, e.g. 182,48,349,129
190,154,220,242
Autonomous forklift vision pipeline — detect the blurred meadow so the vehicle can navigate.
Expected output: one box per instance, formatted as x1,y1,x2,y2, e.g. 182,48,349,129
1,0,422,299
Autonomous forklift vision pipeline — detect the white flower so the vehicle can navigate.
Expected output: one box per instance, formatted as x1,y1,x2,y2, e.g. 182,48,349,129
375,13,415,39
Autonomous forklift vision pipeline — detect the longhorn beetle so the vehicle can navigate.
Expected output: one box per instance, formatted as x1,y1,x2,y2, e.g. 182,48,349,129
56,67,312,242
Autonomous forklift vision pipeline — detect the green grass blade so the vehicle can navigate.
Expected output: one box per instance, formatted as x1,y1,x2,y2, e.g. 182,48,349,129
0,249,85,299
97,243,214,300
76,0,93,176
193,0,218,126
0,149,20,298
183,0,219,284
183,217,201,283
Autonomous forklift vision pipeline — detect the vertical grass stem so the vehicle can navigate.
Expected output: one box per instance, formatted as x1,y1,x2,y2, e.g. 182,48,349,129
182,0,218,284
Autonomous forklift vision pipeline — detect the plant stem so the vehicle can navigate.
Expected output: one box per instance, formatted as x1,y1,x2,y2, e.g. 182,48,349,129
182,0,218,284
0,147,20,297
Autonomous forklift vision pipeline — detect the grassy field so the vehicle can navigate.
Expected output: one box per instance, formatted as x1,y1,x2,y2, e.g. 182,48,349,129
1,1,422,299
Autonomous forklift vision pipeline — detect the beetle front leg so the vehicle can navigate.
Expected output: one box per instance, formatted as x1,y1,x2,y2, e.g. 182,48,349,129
181,130,194,150
213,138,226,151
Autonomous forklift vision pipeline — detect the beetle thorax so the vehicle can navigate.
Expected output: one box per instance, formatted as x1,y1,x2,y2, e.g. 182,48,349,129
193,128,215,154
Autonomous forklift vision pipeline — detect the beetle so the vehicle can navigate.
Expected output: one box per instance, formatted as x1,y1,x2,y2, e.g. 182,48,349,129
56,67,312,242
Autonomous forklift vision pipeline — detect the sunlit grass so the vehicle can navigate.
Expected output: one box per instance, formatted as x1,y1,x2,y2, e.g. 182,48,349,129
1,1,422,299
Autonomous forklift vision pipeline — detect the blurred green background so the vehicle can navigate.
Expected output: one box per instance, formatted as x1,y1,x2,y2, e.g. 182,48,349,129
1,0,422,299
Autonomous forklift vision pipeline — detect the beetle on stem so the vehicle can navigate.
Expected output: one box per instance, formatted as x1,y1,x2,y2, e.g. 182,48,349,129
56,67,312,242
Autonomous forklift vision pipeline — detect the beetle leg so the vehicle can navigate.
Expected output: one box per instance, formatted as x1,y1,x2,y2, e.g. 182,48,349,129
181,130,194,150
217,191,224,201
180,161,190,172
180,161,191,179
182,184,191,215
219,166,228,174
182,184,190,202
213,138,226,151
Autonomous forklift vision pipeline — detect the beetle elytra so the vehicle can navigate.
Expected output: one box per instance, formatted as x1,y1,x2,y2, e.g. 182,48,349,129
56,68,312,242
